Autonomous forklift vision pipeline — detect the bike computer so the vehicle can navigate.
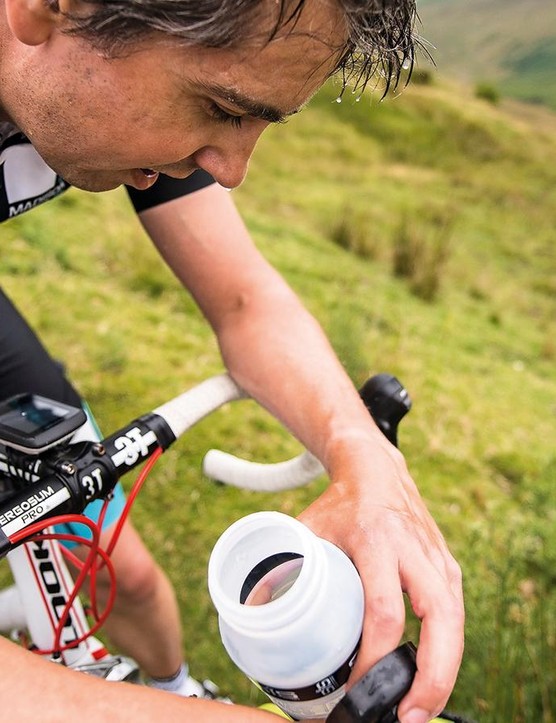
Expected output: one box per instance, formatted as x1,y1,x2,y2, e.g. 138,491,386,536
0,393,86,454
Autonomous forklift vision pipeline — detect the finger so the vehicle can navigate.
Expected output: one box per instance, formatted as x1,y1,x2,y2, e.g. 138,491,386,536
397,557,464,723
348,545,406,684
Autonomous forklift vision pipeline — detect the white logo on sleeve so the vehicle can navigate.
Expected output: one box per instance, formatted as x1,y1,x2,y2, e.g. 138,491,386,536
1,144,57,201
0,141,68,219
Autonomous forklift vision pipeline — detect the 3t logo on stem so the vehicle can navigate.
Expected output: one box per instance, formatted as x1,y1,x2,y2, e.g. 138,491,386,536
111,427,157,467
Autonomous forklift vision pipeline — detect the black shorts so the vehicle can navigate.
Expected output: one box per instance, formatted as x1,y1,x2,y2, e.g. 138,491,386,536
0,287,82,405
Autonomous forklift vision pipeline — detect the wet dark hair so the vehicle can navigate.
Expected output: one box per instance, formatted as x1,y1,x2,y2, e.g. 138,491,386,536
63,0,420,93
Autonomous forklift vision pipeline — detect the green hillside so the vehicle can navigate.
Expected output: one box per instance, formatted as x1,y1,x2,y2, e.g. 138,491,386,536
417,0,556,109
1,74,556,721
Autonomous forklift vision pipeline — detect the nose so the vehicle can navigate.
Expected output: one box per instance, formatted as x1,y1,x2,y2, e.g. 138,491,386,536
192,123,266,189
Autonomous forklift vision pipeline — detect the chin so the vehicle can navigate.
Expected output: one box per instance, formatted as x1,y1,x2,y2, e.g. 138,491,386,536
36,150,124,193
62,171,123,193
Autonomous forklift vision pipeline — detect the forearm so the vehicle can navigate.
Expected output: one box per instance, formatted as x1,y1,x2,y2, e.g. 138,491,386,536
213,279,389,474
0,638,275,722
138,186,383,472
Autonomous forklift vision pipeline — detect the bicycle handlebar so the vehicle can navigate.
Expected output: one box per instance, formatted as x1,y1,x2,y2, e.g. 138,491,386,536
0,372,411,557
151,373,246,438
202,373,411,490
0,374,243,555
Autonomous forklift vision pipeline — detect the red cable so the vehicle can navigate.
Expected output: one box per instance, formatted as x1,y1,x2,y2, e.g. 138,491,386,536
88,496,111,620
9,513,99,546
33,534,115,646
53,522,98,652
8,448,164,655
55,500,112,621
43,533,117,622
26,534,116,654
104,447,163,559
10,515,100,654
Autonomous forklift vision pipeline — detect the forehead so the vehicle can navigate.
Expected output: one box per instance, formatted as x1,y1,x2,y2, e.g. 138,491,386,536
187,0,347,112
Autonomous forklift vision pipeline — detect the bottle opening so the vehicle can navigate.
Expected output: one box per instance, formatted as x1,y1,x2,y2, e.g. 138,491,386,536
240,553,304,606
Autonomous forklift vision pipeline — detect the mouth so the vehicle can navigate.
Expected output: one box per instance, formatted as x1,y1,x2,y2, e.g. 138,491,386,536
129,163,198,190
127,168,160,190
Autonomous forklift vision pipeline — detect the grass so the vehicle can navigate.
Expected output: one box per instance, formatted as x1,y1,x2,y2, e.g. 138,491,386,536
1,75,556,719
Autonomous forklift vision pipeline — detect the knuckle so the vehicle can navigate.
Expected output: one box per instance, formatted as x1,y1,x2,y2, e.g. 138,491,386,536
439,591,465,623
366,596,404,635
388,445,406,469
427,674,453,703
447,555,463,586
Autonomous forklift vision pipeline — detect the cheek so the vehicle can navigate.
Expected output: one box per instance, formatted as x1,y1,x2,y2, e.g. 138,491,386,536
108,98,205,156
39,86,204,167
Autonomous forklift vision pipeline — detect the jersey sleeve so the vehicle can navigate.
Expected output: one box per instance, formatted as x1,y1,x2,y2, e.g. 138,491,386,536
125,170,216,213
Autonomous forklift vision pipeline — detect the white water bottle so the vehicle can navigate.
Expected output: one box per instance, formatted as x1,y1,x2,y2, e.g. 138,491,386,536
207,511,364,720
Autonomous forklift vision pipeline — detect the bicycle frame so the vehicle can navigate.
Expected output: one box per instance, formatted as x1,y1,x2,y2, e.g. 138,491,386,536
0,414,141,678
2,538,106,664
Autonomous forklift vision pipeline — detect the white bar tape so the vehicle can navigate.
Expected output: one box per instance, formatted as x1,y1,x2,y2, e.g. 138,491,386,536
153,374,246,438
202,449,324,492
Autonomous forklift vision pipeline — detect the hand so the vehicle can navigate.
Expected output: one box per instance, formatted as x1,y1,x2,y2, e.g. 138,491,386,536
298,434,464,723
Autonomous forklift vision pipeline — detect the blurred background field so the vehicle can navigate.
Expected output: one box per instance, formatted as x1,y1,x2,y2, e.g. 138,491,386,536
1,4,555,720
419,0,556,111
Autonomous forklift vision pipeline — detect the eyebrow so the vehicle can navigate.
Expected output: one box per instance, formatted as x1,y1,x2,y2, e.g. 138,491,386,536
198,81,301,123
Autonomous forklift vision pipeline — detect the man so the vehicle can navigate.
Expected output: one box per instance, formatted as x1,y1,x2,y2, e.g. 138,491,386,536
0,0,464,721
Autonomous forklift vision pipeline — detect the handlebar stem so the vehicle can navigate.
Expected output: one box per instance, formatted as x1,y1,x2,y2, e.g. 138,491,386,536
0,413,176,557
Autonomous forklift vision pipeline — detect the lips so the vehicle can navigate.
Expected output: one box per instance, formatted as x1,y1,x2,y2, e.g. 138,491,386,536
130,164,197,190
128,168,160,190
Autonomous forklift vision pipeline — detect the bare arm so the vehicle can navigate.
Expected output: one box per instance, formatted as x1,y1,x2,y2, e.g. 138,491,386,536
138,183,464,723
0,637,277,722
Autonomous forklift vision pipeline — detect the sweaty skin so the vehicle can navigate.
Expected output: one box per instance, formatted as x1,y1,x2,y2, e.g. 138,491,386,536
0,0,464,721
0,0,344,192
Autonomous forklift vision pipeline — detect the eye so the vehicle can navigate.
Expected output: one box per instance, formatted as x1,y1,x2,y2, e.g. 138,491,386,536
209,102,243,129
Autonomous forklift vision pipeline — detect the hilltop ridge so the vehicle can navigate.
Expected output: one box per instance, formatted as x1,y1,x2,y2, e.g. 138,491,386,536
417,0,556,109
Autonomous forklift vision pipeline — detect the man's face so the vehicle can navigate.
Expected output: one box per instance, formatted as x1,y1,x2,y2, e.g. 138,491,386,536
1,0,345,192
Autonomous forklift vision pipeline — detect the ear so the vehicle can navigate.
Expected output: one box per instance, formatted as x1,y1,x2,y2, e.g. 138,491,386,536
5,0,63,46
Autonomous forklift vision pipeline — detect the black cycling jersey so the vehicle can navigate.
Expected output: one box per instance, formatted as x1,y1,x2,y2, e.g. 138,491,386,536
0,121,215,223
0,121,215,404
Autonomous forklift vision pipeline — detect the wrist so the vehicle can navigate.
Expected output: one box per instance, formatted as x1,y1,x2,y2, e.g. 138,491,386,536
322,424,402,484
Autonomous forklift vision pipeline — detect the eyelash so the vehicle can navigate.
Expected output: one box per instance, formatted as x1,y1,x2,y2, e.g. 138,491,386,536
210,103,243,129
